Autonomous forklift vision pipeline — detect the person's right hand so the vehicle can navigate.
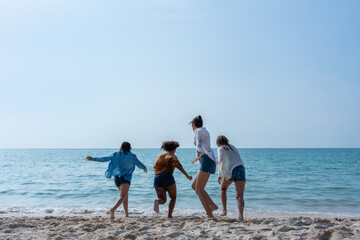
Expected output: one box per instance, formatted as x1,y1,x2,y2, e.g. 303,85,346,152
144,169,148,173
192,158,199,164
218,177,222,184
86,156,92,161
187,176,193,181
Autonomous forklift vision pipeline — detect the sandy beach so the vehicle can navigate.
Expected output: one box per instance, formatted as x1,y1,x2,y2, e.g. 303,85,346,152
0,215,359,240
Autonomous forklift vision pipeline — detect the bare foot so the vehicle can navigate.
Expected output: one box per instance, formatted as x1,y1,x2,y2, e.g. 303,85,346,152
210,205,218,212
207,215,217,220
154,200,159,214
168,215,173,218
125,214,129,217
238,216,244,221
110,208,115,219
220,210,227,216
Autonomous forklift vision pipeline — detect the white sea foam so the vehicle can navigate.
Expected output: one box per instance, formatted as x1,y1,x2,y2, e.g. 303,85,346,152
0,206,358,217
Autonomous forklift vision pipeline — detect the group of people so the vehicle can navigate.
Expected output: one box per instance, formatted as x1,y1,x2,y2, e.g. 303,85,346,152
86,115,246,220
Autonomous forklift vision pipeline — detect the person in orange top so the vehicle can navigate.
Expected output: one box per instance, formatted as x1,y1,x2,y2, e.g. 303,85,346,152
153,141,192,218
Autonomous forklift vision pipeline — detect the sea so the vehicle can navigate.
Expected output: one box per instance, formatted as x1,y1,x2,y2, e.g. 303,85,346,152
0,148,359,217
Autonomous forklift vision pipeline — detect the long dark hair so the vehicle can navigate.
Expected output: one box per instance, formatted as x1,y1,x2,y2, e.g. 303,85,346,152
216,135,234,151
189,115,203,128
120,141,132,154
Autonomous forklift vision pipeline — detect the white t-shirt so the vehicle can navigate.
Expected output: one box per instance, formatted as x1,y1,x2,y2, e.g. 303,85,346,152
218,144,243,179
194,127,217,163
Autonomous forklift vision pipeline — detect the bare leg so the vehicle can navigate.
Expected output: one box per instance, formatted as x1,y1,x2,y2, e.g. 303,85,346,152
193,171,216,218
191,171,200,190
234,181,246,221
123,194,129,217
204,191,218,212
165,184,177,218
220,179,232,216
110,183,130,219
154,187,167,214
191,171,217,211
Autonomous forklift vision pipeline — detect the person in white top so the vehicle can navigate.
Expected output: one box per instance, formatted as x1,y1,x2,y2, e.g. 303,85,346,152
193,127,217,163
190,115,218,219
217,135,246,221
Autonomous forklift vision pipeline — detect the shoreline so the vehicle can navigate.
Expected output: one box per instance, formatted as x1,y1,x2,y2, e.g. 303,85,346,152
1,215,359,239
1,213,360,218
0,206,360,219
2,206,359,219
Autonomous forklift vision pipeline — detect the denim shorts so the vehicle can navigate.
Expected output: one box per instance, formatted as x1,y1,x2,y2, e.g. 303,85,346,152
229,165,246,182
154,172,176,188
114,175,131,187
200,154,216,174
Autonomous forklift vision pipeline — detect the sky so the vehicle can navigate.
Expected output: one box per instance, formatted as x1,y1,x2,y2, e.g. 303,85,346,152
0,0,359,148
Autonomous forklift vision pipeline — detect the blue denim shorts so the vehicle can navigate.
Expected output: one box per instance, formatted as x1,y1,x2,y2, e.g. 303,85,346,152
200,154,216,174
154,172,176,188
230,165,246,182
114,175,131,187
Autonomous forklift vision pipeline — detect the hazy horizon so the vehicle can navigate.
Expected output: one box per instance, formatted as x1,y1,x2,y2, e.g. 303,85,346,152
1,0,359,149
1,147,359,150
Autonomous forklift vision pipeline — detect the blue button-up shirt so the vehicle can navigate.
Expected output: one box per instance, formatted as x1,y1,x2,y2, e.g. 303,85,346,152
92,151,147,182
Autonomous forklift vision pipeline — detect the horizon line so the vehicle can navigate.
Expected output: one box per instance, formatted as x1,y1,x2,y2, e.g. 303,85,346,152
0,147,359,149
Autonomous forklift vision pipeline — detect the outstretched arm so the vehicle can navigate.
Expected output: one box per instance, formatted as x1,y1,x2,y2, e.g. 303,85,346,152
134,157,147,173
177,164,192,180
86,155,113,162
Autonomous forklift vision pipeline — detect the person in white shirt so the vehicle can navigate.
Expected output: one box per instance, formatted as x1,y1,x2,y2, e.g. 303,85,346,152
190,115,218,219
217,135,246,221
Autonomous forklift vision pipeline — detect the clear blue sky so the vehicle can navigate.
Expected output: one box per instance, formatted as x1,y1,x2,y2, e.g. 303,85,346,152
1,0,359,148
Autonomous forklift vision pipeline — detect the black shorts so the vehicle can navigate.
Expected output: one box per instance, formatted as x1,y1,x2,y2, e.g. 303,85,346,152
154,172,175,188
114,175,130,187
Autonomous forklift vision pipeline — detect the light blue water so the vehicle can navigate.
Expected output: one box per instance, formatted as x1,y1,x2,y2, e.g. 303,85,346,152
0,148,359,217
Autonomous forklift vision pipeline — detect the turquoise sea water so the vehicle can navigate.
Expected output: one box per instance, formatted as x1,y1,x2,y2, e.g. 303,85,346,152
0,148,359,217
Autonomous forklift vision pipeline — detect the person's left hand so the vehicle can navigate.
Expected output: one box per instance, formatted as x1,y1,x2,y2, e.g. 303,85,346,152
144,169,148,173
218,177,222,184
187,176,193,181
86,156,92,161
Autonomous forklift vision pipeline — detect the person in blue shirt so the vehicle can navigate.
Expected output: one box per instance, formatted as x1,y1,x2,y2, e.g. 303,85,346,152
86,141,147,219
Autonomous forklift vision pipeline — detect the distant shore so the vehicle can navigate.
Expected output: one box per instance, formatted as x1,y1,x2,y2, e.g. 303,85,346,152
1,215,359,240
